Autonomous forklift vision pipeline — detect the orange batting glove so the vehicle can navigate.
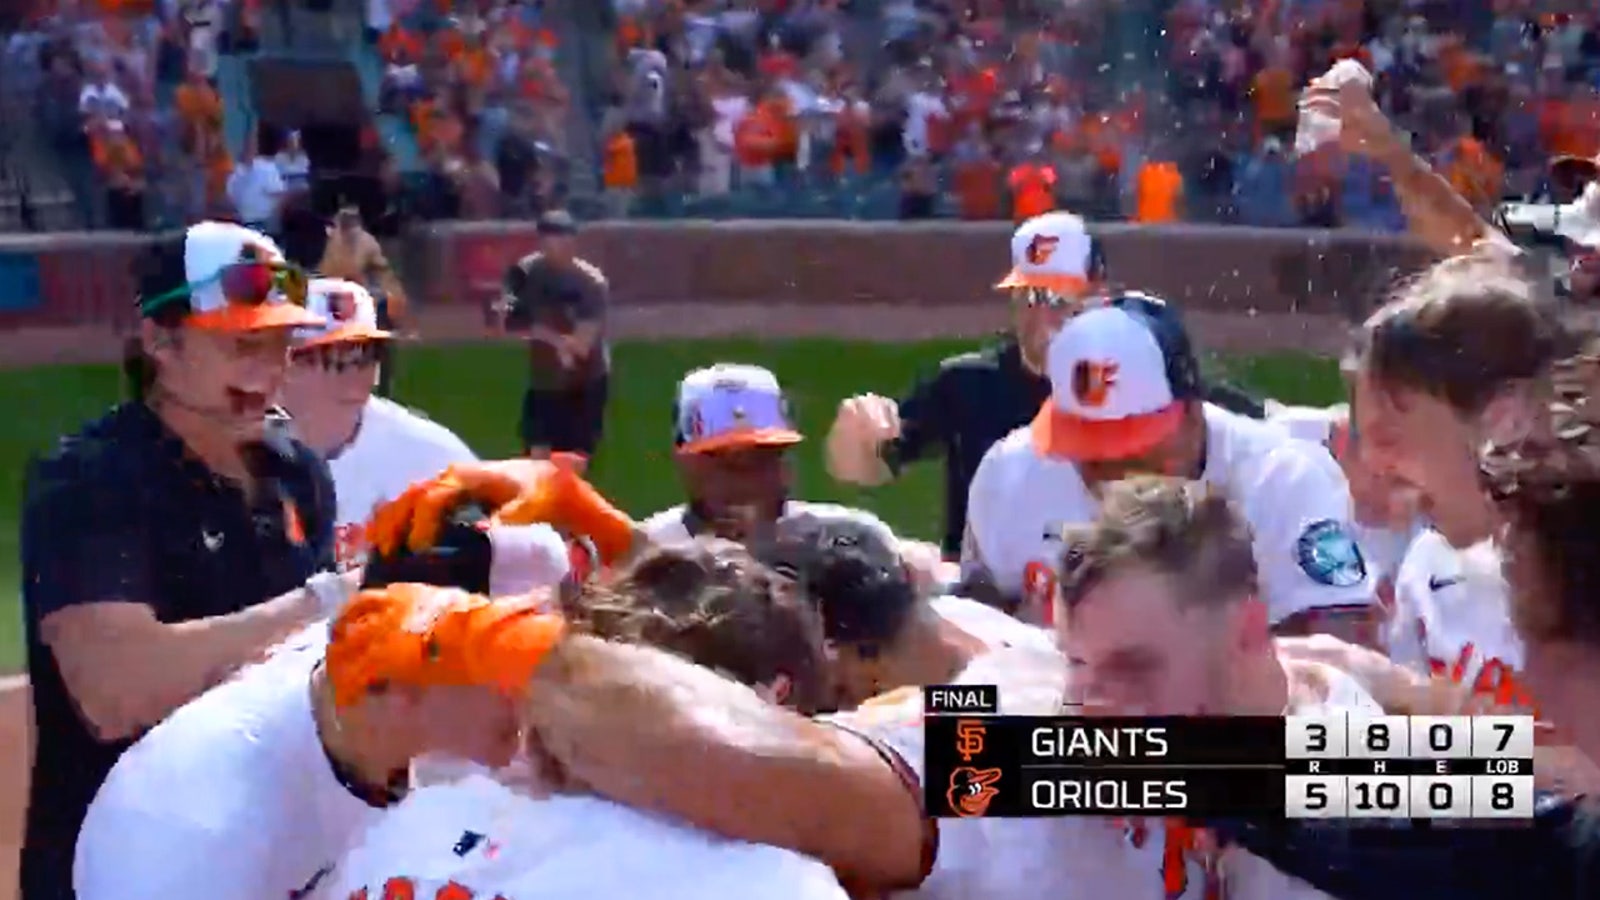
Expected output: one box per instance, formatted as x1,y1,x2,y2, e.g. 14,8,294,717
368,459,563,556
491,464,637,566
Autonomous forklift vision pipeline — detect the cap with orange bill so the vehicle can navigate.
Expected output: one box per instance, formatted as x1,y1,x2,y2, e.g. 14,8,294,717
995,211,1107,300
673,364,803,454
324,583,566,708
295,278,394,349
136,221,324,331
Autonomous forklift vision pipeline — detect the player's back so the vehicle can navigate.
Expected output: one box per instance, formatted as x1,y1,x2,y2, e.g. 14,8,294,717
332,774,851,900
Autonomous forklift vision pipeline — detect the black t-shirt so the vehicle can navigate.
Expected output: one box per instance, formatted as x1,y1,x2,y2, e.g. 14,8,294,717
18,403,334,899
502,253,610,389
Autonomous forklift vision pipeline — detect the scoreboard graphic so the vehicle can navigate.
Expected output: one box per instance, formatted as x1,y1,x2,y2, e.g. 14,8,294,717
923,685,1536,820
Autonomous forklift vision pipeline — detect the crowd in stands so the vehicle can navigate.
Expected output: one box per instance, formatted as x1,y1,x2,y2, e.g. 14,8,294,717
596,0,1600,229
3,0,1599,232
374,0,572,219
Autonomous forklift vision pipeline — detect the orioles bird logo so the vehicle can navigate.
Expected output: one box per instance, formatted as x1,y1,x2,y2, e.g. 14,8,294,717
328,290,358,322
1072,360,1119,407
1025,234,1061,265
946,766,1002,817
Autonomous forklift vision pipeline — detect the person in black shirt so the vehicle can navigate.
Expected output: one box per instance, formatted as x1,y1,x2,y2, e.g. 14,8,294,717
494,210,611,468
19,222,352,900
825,212,1265,559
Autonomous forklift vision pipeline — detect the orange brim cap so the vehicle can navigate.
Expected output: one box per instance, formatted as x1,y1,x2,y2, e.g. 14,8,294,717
1029,399,1184,461
297,323,395,348
995,270,1090,293
678,427,804,455
326,584,566,707
187,300,327,332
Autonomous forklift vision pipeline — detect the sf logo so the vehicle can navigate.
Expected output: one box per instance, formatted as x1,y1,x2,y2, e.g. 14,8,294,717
955,718,986,762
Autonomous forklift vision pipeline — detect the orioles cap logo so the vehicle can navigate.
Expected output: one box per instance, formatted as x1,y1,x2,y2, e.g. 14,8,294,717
1025,234,1060,266
1071,360,1119,408
946,766,1002,817
328,290,358,322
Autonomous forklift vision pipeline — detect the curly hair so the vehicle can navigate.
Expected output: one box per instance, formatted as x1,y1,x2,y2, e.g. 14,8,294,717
560,538,831,713
1480,348,1600,647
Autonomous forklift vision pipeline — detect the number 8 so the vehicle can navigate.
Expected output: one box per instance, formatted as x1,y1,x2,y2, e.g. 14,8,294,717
1366,723,1390,752
1491,782,1515,811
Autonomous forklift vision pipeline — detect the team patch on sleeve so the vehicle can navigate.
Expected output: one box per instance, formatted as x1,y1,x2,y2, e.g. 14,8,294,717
1294,519,1367,587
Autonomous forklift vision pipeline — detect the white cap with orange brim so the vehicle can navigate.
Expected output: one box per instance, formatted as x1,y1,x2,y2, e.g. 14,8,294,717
295,277,394,348
996,211,1098,295
674,364,803,454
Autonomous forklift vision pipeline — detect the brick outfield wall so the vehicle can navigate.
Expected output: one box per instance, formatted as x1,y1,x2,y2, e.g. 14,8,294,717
0,220,1437,899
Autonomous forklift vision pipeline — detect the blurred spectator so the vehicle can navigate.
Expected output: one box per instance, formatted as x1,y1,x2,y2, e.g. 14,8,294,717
90,118,146,229
78,58,130,122
273,129,312,194
498,103,551,216
226,130,287,232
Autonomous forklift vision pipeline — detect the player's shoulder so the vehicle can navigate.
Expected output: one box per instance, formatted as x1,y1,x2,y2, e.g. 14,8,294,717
973,425,1036,476
1216,405,1344,491
27,403,163,504
936,340,1012,375
572,256,609,285
362,397,475,459
641,505,691,543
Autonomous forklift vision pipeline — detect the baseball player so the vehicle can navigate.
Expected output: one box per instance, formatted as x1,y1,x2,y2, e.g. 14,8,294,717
73,573,576,900
1353,255,1561,711
329,539,849,900
281,278,477,571
826,211,1266,559
756,514,1053,709
962,292,1380,643
354,462,1382,899
644,363,955,592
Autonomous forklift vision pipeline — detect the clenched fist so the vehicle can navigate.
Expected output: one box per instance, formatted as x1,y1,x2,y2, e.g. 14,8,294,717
825,394,902,486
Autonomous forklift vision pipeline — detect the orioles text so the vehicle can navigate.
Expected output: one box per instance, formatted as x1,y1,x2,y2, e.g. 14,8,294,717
1031,777,1189,812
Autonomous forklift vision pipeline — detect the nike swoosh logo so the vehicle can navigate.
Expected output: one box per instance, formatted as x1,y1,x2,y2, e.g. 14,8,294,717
1428,576,1463,592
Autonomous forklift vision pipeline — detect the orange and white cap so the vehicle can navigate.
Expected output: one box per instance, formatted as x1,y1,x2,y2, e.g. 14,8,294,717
324,583,566,708
674,364,803,454
135,221,324,331
295,277,393,348
995,211,1103,295
1031,293,1203,461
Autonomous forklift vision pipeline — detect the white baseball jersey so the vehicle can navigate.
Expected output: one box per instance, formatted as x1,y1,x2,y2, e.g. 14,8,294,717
833,646,1375,900
330,774,850,900
328,397,477,570
929,595,1055,654
1266,403,1418,580
965,404,1373,624
1384,531,1531,709
75,625,378,900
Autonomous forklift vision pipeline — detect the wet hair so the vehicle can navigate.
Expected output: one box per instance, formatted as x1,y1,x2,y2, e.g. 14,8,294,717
122,302,188,402
1480,350,1600,648
1058,476,1257,613
1358,252,1563,416
561,538,831,713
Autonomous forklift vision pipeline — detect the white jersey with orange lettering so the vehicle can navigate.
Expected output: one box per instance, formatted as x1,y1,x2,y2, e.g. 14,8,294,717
929,596,1055,654
327,398,477,571
1384,531,1529,708
832,647,1375,900
329,773,850,900
964,404,1373,625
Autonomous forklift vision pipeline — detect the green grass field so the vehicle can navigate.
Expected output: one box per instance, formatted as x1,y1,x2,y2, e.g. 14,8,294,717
0,339,1345,672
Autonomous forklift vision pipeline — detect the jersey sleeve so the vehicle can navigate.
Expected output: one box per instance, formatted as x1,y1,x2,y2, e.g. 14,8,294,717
1247,444,1375,624
887,365,954,471
959,442,1004,580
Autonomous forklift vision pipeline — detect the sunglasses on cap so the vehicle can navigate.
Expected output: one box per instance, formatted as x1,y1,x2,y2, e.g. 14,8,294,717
1012,286,1089,310
292,341,383,371
139,258,311,316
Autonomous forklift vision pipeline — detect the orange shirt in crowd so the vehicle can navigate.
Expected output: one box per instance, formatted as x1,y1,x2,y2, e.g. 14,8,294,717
830,103,870,175
380,26,425,61
205,147,233,207
1250,65,1295,131
734,111,780,167
1444,136,1504,211
954,156,1003,220
175,80,223,132
603,131,638,189
1008,163,1057,221
1135,161,1182,223
91,131,143,177
755,97,798,163
950,68,1000,128
454,44,493,88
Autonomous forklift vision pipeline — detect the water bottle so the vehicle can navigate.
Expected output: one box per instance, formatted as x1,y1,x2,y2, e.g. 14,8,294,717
1294,59,1374,156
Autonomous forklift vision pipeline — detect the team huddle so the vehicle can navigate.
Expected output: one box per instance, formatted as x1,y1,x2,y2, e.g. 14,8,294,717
45,204,1595,900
